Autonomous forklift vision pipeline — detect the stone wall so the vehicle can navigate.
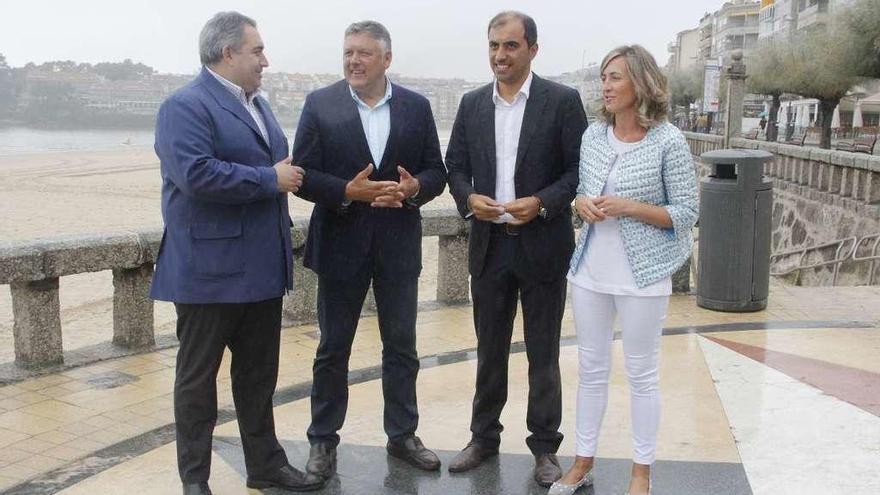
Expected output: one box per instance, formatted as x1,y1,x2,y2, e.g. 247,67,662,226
684,132,880,286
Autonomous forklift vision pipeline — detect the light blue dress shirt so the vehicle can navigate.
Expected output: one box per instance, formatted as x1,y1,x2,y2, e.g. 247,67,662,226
349,78,392,168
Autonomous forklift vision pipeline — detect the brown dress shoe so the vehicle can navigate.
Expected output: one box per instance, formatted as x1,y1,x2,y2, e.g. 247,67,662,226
387,435,441,471
246,463,324,492
448,441,499,473
534,453,563,487
305,443,337,480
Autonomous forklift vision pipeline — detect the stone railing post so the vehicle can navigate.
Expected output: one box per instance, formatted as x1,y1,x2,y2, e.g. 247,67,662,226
672,258,692,294
112,264,155,348
723,50,747,148
364,286,378,313
437,234,470,304
865,170,880,204
11,278,63,368
282,247,318,325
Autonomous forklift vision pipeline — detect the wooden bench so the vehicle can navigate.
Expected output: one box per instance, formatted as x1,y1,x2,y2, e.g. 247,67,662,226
741,128,760,140
835,139,855,152
835,128,877,154
853,135,877,154
787,130,807,146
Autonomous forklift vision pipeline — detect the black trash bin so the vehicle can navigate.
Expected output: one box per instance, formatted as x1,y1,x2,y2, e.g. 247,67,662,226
697,149,774,312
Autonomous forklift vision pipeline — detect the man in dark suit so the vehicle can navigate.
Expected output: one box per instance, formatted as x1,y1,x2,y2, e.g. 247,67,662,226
151,12,323,495
445,11,588,487
291,20,447,478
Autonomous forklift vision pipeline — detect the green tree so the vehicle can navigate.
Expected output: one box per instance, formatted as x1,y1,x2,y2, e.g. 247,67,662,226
667,64,703,112
747,42,788,142
0,53,14,118
20,81,85,125
837,0,880,78
780,24,866,149
93,59,155,80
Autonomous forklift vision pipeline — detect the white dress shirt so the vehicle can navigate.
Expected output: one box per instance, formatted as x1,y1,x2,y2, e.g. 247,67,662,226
350,78,393,168
205,66,270,145
492,72,533,224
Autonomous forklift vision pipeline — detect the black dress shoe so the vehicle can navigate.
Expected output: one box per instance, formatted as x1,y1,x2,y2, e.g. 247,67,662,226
246,463,324,492
533,453,563,487
448,441,499,473
181,482,212,495
387,435,441,471
306,443,337,480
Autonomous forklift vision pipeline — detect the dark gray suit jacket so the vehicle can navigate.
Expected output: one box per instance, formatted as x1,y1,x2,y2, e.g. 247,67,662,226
446,74,588,280
292,80,447,280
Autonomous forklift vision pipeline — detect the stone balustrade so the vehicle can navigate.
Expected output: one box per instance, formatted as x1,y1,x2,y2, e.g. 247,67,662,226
683,131,880,286
0,210,470,370
728,137,880,208
2,207,693,371
683,131,880,208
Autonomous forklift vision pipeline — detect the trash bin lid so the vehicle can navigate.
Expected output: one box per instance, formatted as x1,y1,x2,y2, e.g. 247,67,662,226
701,149,773,167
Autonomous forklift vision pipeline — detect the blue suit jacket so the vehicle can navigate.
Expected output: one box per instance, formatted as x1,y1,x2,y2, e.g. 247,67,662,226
292,80,447,280
150,68,293,304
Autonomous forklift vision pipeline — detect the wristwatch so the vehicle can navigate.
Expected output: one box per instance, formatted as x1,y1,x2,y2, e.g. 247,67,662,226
534,195,547,219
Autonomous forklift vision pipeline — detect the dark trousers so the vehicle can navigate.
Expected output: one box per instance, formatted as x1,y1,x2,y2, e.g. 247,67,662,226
307,261,420,447
469,230,566,455
174,298,287,483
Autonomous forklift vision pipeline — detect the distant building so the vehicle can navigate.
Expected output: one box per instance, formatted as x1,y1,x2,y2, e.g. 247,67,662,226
758,0,858,39
549,65,601,104
665,0,763,126
714,0,761,65
667,28,701,72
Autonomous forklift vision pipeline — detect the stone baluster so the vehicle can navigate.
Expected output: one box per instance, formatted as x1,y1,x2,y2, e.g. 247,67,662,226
864,170,880,204
11,278,63,368
112,264,155,348
437,234,470,304
282,247,318,324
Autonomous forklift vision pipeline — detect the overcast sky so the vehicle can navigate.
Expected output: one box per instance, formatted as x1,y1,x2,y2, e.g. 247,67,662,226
2,0,723,81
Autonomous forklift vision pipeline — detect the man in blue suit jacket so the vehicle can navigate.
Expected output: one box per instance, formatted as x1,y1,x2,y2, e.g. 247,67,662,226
291,21,447,479
151,12,322,495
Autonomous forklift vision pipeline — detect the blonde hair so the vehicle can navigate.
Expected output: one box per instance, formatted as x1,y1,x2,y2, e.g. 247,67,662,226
598,45,669,128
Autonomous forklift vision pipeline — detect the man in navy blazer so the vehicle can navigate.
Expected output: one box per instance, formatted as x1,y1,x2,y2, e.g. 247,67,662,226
445,11,587,487
291,21,447,478
151,12,322,495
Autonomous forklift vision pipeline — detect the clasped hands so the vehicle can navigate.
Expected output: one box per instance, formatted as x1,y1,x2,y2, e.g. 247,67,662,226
468,193,541,225
273,157,305,193
345,163,420,208
574,195,636,223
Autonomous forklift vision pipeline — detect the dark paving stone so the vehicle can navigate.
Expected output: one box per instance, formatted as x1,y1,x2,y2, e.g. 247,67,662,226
214,437,752,495
85,370,139,389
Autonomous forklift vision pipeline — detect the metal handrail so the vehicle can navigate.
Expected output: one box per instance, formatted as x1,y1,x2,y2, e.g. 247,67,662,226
770,236,858,285
852,233,880,285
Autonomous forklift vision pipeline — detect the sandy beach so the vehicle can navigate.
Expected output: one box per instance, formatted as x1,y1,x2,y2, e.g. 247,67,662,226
0,146,459,364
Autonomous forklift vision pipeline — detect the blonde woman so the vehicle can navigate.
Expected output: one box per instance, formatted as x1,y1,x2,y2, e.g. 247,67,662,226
549,45,698,495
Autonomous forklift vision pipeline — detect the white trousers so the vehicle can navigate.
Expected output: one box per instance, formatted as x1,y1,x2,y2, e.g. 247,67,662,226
571,285,668,465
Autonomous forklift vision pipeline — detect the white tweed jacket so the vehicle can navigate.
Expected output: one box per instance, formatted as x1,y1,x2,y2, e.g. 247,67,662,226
569,121,698,287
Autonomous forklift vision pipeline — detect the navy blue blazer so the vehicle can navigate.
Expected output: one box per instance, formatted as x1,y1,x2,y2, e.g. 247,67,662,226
292,80,447,280
150,68,293,304
446,75,588,280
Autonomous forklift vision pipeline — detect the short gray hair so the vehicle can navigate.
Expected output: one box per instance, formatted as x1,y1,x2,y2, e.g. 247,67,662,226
345,20,392,52
199,11,257,66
